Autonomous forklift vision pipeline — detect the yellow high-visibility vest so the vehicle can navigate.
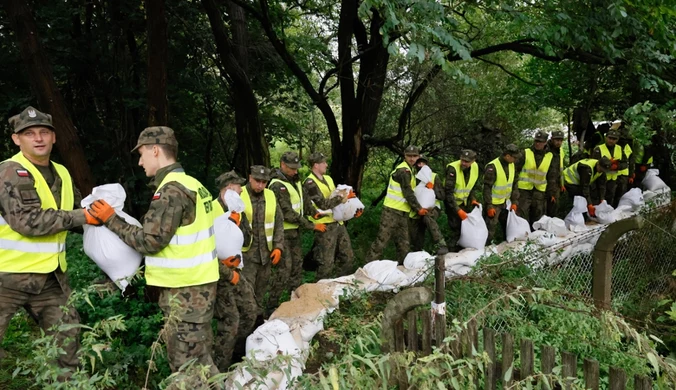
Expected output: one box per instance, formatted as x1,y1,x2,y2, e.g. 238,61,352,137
558,151,565,186
383,161,416,212
0,152,73,273
269,178,303,230
212,199,224,218
518,149,553,191
144,172,219,288
486,158,514,205
306,173,336,224
634,144,653,165
618,144,632,176
563,159,603,185
430,173,442,209
241,187,276,252
598,144,622,180
447,160,479,206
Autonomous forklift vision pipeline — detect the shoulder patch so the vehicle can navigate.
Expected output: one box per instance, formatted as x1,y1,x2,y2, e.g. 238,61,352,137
449,173,455,177
152,192,161,200
306,179,313,183
280,187,287,191
405,169,410,173
16,169,29,177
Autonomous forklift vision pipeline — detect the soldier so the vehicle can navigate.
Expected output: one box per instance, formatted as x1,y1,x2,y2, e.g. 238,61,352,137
366,146,427,264
87,127,220,377
239,165,284,311
546,131,566,217
563,157,611,215
267,152,324,310
303,152,355,280
410,156,448,255
212,171,258,370
591,130,627,207
633,140,655,187
444,149,480,249
0,107,98,377
483,144,520,245
513,131,557,226
615,128,635,206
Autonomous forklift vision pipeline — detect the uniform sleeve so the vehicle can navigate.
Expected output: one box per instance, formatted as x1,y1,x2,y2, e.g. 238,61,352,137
272,200,285,252
444,165,459,213
546,158,558,197
483,163,496,208
628,147,635,177
0,163,86,236
303,179,343,210
511,155,526,205
269,182,314,230
597,173,607,202
240,212,252,248
393,168,422,211
591,147,602,161
467,166,480,205
104,183,190,255
301,187,319,226
433,178,445,203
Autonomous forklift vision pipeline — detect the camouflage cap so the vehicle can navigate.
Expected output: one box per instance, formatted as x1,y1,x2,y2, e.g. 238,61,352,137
534,130,548,142
9,106,54,134
280,151,301,169
606,130,620,139
597,156,612,171
404,145,421,156
307,152,327,166
551,130,565,140
250,165,271,181
131,126,178,153
504,143,521,157
415,155,429,165
460,149,477,162
216,170,246,189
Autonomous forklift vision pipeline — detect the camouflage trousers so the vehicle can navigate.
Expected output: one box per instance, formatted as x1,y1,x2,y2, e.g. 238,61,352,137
546,187,561,217
158,282,219,376
268,229,301,311
365,207,410,264
484,203,508,245
614,176,629,208
604,179,618,208
0,273,80,373
409,208,446,252
517,189,545,227
240,257,271,309
446,202,473,249
213,272,257,371
314,223,354,281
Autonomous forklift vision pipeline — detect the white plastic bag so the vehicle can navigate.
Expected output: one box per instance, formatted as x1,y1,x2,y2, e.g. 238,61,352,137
564,196,588,231
330,184,365,222
642,169,668,191
362,260,408,286
593,200,616,224
81,184,142,292
458,205,488,250
245,319,301,361
533,216,568,237
223,189,245,212
214,213,244,268
617,188,644,211
414,166,437,209
403,251,433,270
506,201,531,242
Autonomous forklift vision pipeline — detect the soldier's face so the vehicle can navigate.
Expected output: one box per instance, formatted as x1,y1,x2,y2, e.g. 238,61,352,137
551,139,563,148
504,154,516,164
534,141,546,150
138,145,160,177
280,162,298,177
313,161,328,175
12,126,55,165
249,176,268,193
460,159,473,169
405,154,419,166
606,137,618,146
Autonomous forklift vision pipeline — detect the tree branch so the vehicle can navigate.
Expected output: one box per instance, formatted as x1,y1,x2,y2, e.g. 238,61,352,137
475,56,544,86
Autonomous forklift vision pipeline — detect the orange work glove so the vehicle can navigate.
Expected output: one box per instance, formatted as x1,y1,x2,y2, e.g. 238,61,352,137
425,182,434,189
83,209,103,225
228,211,241,227
220,255,241,268
418,208,428,216
550,196,556,203
230,270,240,285
314,223,327,232
270,249,282,265
640,165,647,172
457,209,468,220
628,174,635,185
89,199,116,223
347,190,357,199
471,200,481,207
510,204,518,212
355,208,364,218
587,204,596,217
487,207,496,218
610,161,619,171
313,212,323,219
560,185,566,193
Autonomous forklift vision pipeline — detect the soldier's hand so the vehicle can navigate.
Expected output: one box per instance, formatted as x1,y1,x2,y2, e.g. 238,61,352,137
471,200,480,208
83,208,103,225
230,270,240,285
314,223,327,232
560,185,566,193
425,182,434,189
355,208,364,218
270,249,282,265
550,196,556,203
228,211,241,227
347,190,357,199
640,165,647,172
628,174,635,185
510,204,518,212
587,204,596,217
89,200,116,223
220,255,241,268
487,207,496,218
457,209,468,220
417,208,428,216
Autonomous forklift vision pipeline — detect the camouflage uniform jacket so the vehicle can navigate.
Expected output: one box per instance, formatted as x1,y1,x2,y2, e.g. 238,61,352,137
546,142,563,186
576,163,607,205
245,183,284,263
483,157,518,208
591,144,628,172
268,169,317,230
392,164,423,213
0,158,85,294
512,145,558,203
444,164,479,213
303,174,344,212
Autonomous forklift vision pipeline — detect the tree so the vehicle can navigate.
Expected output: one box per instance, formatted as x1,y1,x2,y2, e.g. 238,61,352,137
147,0,169,126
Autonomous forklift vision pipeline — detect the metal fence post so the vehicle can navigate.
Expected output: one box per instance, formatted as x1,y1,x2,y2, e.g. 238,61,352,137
592,216,644,309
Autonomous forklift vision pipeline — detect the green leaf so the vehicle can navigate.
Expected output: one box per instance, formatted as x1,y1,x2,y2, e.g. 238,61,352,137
647,352,660,377
504,364,513,382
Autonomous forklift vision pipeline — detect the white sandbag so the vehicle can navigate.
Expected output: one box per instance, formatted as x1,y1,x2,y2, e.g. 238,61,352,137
564,196,588,231
214,212,244,268
223,189,245,212
528,230,560,247
642,169,668,191
403,251,433,270
246,319,301,361
617,188,644,211
457,205,488,250
416,165,433,183
506,206,531,243
444,248,484,269
533,216,568,237
414,182,436,209
593,200,616,224
329,184,365,222
81,184,142,292
362,260,408,286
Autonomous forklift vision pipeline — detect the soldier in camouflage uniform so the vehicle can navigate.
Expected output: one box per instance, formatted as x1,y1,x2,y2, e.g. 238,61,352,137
409,156,448,255
267,152,323,310
0,107,99,377
591,130,627,207
303,152,354,280
239,166,284,312
366,146,427,264
483,144,520,244
546,131,565,217
445,149,481,249
87,127,220,378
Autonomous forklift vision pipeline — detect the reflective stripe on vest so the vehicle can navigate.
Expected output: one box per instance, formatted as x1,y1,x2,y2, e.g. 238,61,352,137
559,151,565,186
447,160,479,206
618,144,632,176
487,158,514,205
383,161,416,212
306,173,337,224
241,187,276,252
598,144,622,180
563,159,602,185
144,172,218,288
269,178,303,230
518,149,553,191
0,152,73,273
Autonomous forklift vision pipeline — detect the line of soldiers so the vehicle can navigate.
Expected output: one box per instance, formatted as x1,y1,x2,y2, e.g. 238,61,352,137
367,127,654,263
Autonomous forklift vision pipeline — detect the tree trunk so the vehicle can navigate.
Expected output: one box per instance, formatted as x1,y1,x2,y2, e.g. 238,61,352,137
5,0,95,194
146,0,169,126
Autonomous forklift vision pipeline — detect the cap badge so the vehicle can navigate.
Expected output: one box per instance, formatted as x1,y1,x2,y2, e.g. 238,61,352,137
260,169,264,173
28,109,37,118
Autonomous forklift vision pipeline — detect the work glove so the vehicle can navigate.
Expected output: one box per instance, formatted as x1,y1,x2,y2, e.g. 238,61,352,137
228,211,241,227
230,270,240,285
560,185,566,193
640,165,647,172
457,209,468,221
587,204,596,217
628,174,635,185
220,255,241,268
510,204,518,212
89,199,116,224
610,160,619,171
314,223,327,232
417,208,428,216
425,182,434,189
487,207,496,218
550,196,556,203
270,249,282,265
313,212,323,220
84,209,103,225
355,208,364,218
347,190,357,199
471,200,481,208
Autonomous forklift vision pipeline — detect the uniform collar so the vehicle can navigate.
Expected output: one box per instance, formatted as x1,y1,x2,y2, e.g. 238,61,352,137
150,162,183,190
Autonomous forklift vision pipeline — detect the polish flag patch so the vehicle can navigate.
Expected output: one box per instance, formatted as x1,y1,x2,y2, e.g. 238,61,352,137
152,192,161,200
16,169,29,177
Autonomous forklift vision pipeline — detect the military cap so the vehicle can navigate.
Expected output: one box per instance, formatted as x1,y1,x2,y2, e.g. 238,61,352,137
131,126,178,152
415,155,429,165
551,130,565,139
460,149,477,162
250,165,271,181
503,144,521,157
597,156,612,171
534,130,548,142
9,106,54,134
404,145,421,156
606,130,620,139
280,151,301,169
307,152,327,166
216,170,246,189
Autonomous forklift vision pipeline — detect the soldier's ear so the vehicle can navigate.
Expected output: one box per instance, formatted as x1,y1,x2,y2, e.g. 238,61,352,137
11,133,20,146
